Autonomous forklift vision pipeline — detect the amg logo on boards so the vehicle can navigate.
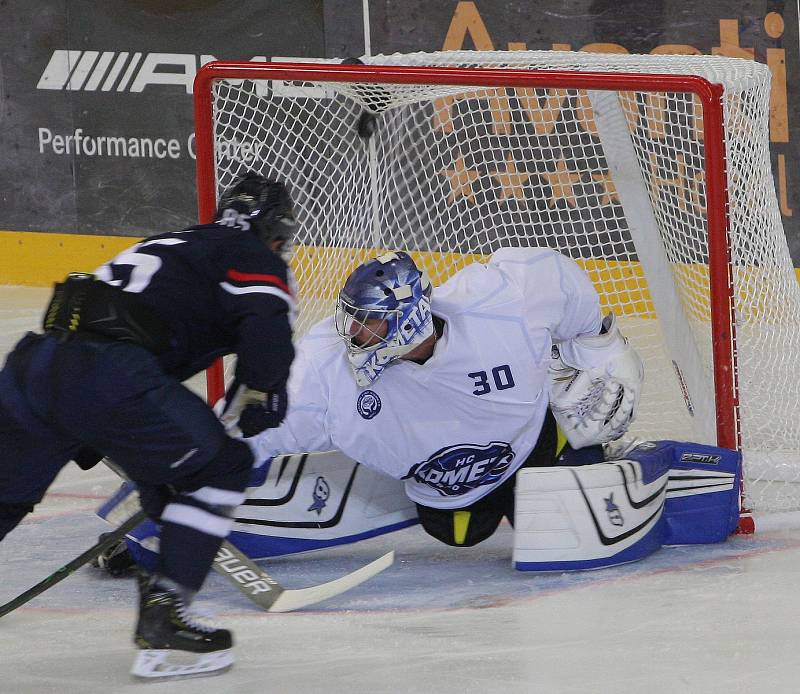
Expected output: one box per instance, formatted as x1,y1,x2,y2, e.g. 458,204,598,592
36,50,335,95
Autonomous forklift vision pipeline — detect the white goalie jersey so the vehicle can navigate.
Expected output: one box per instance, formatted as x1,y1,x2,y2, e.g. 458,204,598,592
250,247,602,510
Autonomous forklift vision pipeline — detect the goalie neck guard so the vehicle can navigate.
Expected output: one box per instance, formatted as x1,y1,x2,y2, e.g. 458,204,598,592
335,251,433,386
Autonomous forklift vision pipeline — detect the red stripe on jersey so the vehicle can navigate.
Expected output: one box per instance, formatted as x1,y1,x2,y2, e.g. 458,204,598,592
226,269,291,295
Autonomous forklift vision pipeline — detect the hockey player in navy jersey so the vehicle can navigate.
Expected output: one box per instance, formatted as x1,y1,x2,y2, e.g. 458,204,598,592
248,248,645,548
0,172,297,680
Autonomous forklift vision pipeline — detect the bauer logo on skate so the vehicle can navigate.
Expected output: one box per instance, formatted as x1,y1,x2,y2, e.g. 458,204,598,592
405,442,514,496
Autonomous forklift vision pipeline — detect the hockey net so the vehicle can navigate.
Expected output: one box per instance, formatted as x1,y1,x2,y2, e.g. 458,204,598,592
193,51,800,522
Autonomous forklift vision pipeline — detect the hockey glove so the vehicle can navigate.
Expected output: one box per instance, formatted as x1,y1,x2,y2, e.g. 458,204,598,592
549,313,644,449
222,381,288,438
239,389,288,437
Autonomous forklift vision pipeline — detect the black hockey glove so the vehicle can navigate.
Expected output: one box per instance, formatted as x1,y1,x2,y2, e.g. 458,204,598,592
221,380,288,438
238,387,288,437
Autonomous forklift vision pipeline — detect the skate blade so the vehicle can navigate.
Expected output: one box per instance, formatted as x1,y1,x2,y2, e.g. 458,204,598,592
131,648,234,681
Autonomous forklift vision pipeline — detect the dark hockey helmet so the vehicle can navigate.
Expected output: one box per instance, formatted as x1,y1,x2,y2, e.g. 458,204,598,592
215,172,297,250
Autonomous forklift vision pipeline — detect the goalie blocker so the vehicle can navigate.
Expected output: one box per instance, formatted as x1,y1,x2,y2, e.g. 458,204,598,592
513,440,740,571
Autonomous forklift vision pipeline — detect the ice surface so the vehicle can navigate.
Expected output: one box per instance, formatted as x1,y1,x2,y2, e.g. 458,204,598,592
3,286,800,693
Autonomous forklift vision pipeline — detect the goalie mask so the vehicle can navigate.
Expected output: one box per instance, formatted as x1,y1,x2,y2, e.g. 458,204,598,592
335,251,433,387
215,172,297,255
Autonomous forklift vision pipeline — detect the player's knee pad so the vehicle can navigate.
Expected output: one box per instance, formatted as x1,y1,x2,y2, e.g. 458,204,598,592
0,502,34,541
185,436,253,493
160,438,252,538
512,456,668,571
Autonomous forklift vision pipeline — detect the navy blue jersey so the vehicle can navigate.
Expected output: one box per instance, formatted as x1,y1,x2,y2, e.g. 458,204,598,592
94,224,294,391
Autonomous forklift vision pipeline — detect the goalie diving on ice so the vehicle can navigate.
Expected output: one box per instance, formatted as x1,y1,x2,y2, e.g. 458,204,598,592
249,246,645,547
102,246,740,592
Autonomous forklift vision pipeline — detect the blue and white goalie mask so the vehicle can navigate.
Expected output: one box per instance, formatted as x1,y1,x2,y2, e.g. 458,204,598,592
335,251,434,386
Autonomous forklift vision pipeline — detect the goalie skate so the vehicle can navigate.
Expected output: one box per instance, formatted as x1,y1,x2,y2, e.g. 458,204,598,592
131,576,234,681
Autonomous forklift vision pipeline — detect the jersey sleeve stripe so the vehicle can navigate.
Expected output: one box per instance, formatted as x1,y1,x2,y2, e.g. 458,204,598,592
226,269,291,295
219,281,295,309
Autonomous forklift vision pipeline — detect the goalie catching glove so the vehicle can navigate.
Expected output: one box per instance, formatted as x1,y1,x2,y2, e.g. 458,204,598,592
549,313,643,449
221,380,288,438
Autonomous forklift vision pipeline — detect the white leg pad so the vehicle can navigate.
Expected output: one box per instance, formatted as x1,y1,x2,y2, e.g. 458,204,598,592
513,461,667,571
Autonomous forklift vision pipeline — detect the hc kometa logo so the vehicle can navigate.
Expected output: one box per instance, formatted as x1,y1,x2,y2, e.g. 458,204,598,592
405,441,515,496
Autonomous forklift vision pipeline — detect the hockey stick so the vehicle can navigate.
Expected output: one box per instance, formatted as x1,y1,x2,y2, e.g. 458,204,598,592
213,541,394,613
101,473,394,612
0,509,147,618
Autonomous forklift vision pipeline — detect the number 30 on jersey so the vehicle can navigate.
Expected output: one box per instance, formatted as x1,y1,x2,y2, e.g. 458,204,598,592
468,365,515,396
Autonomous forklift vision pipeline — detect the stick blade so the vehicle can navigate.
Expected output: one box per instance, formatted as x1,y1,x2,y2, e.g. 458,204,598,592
267,550,395,613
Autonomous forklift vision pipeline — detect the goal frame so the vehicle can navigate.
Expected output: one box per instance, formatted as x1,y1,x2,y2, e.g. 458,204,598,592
192,60,739,451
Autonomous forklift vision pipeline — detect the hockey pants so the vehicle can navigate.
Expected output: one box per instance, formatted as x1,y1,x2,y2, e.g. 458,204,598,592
0,332,252,590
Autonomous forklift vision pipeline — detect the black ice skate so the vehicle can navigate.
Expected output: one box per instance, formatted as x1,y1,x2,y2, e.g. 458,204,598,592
131,576,234,681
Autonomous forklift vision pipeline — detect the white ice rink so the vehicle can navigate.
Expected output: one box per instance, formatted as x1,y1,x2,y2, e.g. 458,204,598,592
3,285,800,694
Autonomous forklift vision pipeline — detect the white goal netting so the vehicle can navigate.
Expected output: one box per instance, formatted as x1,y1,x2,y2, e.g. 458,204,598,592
198,51,800,518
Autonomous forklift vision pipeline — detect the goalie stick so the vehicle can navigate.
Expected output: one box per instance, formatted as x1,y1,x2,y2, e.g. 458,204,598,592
0,509,147,618
102,474,394,612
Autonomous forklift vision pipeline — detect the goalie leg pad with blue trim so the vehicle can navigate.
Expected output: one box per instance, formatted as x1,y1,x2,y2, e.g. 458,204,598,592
654,441,739,544
606,440,740,544
97,452,419,566
233,450,418,558
513,456,669,571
